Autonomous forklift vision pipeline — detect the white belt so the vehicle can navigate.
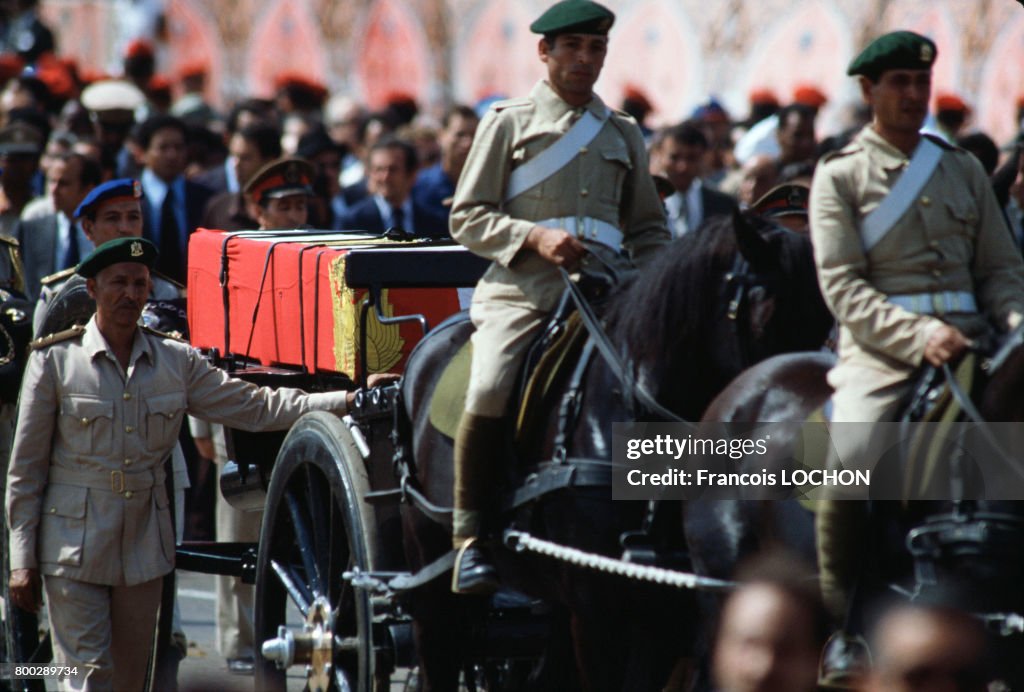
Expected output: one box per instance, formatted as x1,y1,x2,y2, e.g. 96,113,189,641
887,290,977,315
537,217,623,251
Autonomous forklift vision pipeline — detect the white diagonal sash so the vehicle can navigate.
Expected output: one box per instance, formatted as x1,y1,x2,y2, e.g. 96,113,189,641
861,137,943,253
504,107,609,204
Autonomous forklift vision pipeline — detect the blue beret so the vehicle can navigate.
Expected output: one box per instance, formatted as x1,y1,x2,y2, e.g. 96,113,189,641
74,178,143,220
77,237,158,278
530,0,615,36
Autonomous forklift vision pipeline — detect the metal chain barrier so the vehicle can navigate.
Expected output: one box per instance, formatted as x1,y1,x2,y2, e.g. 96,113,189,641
504,530,735,592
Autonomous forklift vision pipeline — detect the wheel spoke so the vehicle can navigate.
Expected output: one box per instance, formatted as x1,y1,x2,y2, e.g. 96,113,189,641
269,558,313,614
306,465,331,572
284,486,324,597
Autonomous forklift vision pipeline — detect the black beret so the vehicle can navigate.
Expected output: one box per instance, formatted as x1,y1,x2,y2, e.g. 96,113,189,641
77,237,158,278
530,0,615,36
847,31,937,80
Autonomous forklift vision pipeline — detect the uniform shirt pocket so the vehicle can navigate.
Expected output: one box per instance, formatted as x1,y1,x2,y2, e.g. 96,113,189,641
145,391,186,452
944,193,979,240
59,396,113,456
39,484,87,567
598,145,633,205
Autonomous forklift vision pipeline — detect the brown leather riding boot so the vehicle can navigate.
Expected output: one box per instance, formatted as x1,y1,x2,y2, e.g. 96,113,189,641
451,412,503,594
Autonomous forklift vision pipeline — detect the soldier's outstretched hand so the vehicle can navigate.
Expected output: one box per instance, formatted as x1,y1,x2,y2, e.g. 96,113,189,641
525,226,586,269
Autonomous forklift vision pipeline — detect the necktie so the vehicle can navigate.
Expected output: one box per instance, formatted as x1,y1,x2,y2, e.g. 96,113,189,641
159,187,183,282
60,220,79,270
675,194,690,238
390,205,405,231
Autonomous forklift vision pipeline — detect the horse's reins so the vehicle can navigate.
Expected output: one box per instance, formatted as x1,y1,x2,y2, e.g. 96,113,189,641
939,323,1024,486
557,266,688,424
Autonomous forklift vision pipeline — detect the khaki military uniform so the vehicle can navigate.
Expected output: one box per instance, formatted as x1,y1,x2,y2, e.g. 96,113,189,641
6,316,349,690
810,126,1024,617
450,79,669,416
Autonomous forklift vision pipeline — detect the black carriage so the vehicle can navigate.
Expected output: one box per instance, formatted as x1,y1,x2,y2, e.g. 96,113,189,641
176,233,557,691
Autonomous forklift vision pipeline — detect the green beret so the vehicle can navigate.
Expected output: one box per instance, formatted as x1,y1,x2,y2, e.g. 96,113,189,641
77,237,158,278
847,31,937,80
530,0,615,36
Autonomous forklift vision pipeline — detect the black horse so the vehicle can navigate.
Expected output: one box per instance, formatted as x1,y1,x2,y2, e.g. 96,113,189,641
688,338,1024,687
397,211,834,691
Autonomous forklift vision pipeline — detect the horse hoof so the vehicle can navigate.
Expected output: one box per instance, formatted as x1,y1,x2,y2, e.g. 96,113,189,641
452,541,499,595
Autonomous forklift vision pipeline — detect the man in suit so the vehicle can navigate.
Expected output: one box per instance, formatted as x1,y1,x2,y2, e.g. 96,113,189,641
135,114,215,282
201,124,282,232
650,122,738,238
6,237,362,690
15,153,101,301
338,137,448,238
412,104,480,224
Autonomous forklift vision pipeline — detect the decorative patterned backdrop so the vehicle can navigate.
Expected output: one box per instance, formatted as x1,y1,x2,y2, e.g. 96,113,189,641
41,0,1024,143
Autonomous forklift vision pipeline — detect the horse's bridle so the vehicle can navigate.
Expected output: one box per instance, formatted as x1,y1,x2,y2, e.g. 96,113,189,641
721,251,780,370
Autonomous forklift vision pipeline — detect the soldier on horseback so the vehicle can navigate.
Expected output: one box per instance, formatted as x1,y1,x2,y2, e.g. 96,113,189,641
810,31,1024,623
447,0,670,594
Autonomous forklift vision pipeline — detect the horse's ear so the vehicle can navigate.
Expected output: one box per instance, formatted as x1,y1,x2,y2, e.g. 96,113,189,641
734,209,776,271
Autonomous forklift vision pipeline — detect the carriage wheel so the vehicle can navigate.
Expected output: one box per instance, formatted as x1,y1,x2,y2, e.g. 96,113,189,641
255,411,384,692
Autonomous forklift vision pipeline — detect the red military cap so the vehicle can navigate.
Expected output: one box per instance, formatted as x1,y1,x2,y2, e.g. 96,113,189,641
935,92,968,114
244,157,315,205
792,84,828,108
124,39,154,60
749,88,779,107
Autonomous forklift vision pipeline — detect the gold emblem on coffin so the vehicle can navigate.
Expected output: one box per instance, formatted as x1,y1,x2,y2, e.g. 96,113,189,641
330,256,404,375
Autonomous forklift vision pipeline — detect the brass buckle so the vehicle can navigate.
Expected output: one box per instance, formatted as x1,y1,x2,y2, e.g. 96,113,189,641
111,470,125,494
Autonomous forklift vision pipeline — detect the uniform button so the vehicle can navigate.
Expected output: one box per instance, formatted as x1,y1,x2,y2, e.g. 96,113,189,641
580,189,589,197
80,418,89,427
932,269,942,277
920,196,931,206
124,491,133,499
123,392,132,400
49,507,55,514
124,458,133,466
125,425,134,433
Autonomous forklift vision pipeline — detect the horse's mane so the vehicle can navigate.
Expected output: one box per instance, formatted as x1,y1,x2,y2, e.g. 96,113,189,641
605,212,831,419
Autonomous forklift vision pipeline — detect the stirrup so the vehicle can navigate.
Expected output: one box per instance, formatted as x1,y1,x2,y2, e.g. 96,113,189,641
451,537,499,595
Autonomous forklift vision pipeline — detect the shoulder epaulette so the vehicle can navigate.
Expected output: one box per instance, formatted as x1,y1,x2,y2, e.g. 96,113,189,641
40,267,75,286
492,96,532,112
820,141,863,164
151,270,185,290
922,133,956,151
0,236,18,248
30,324,85,350
141,325,187,342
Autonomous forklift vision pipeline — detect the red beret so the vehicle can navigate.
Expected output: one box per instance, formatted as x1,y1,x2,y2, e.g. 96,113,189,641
792,84,828,108
124,39,154,60
935,93,968,113
749,88,779,106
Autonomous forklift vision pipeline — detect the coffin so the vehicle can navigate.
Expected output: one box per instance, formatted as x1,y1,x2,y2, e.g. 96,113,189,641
187,228,488,376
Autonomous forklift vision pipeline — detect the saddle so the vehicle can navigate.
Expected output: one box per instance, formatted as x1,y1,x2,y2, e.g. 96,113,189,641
428,300,588,453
